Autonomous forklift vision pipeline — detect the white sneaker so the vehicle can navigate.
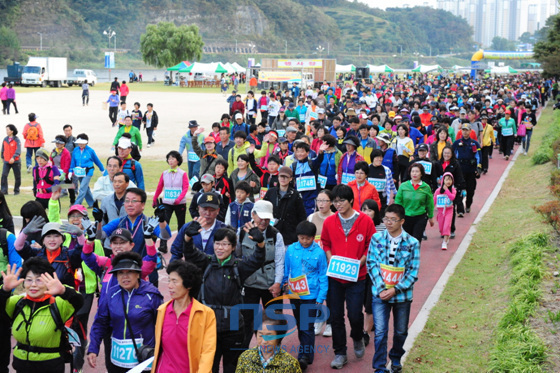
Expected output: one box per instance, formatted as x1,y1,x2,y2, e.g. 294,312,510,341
147,144,151,148
314,321,324,336
323,324,332,337
442,241,447,250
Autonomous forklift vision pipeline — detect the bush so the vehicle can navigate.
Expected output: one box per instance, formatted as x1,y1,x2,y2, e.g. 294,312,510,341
534,201,560,234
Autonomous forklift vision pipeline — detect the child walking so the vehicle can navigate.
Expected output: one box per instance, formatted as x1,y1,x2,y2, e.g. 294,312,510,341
434,172,457,250
282,221,328,371
224,181,254,234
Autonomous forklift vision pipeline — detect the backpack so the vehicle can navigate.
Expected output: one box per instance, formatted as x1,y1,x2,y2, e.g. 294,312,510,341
12,297,74,364
27,124,39,141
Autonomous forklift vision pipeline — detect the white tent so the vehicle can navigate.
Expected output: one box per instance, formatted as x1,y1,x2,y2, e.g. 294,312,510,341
335,64,356,73
222,63,236,74
485,66,518,74
451,65,469,71
231,62,246,73
179,62,228,74
411,64,443,73
367,64,394,73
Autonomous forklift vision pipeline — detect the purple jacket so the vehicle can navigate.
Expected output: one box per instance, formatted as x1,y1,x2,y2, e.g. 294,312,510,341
6,88,15,100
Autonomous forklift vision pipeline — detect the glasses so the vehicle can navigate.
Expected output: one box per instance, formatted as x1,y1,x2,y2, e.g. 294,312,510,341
316,199,331,204
24,278,44,286
333,199,348,205
383,217,402,223
215,242,232,248
124,199,142,204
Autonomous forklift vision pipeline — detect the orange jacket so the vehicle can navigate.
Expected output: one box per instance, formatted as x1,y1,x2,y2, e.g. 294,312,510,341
151,298,216,373
22,122,45,148
348,179,381,211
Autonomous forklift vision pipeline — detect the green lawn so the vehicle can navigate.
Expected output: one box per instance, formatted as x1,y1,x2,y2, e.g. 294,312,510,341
406,107,557,371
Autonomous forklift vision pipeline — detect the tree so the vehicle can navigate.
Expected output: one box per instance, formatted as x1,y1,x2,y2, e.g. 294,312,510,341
140,22,204,69
534,13,560,77
518,31,533,44
490,36,516,51
0,26,21,65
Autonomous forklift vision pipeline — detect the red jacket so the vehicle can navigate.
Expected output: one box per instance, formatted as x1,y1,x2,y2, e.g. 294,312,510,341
120,84,129,96
321,211,376,283
231,100,245,115
2,136,20,162
50,147,71,175
348,180,381,211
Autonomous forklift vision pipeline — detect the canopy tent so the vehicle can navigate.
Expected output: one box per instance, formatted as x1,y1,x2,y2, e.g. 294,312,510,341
335,64,356,73
166,61,191,71
484,65,518,74
411,64,443,73
178,62,228,74
231,62,246,73
451,65,469,71
222,63,236,74
367,64,394,73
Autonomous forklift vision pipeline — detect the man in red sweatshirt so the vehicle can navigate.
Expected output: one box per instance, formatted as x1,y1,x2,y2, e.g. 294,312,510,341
321,184,376,369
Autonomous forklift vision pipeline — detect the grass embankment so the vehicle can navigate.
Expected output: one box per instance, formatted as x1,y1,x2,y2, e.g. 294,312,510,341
406,107,557,371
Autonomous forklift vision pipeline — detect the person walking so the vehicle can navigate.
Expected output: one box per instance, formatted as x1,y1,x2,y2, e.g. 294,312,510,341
106,90,120,127
142,103,158,148
452,123,482,214
367,203,420,373
69,134,105,208
498,110,516,160
5,84,18,115
22,113,45,172
82,80,89,106
0,83,7,115
1,124,21,195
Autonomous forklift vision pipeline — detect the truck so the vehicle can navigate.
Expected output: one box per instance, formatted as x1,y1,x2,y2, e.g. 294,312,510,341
3,62,23,85
21,57,67,87
68,69,97,87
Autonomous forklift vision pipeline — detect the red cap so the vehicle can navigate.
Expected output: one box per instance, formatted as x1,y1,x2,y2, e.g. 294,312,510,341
204,136,215,143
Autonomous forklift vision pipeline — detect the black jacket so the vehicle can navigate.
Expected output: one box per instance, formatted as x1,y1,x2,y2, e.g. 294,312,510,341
263,186,307,246
183,237,265,333
439,158,465,190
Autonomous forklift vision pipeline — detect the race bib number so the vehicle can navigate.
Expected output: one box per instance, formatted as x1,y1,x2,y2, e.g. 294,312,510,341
341,173,356,185
327,255,360,282
436,194,452,208
73,167,86,177
368,178,386,191
187,151,200,162
380,264,405,288
189,175,199,188
309,111,318,120
111,337,143,368
314,234,322,248
277,129,286,137
288,274,310,296
317,174,327,189
502,127,513,136
296,175,317,192
493,130,498,138
259,187,268,200
418,161,432,175
164,188,182,200
299,113,306,122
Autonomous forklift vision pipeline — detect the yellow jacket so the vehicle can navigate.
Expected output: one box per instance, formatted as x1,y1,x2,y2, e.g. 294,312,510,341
151,298,217,373
480,123,496,147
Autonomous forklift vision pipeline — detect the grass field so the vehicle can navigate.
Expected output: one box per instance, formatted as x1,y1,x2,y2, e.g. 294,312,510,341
405,107,557,371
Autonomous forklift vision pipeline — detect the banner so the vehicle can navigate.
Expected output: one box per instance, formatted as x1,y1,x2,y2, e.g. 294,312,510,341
259,71,302,82
104,52,115,69
278,59,322,68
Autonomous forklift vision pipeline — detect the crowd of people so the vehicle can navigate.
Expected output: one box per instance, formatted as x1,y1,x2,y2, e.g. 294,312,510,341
0,71,552,373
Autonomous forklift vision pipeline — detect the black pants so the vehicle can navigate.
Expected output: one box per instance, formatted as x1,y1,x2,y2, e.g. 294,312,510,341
503,135,514,157
120,95,127,103
0,313,10,373
1,100,6,115
451,194,459,234
1,161,20,193
13,357,65,373
72,293,94,371
109,106,118,125
246,114,256,125
6,99,17,114
213,330,245,373
481,146,492,171
403,214,428,246
82,92,89,105
464,172,477,210
146,127,155,144
36,197,49,209
242,286,275,348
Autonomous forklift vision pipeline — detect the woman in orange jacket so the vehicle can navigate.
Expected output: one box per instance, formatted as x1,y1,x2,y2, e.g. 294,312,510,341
152,260,216,373
348,161,381,211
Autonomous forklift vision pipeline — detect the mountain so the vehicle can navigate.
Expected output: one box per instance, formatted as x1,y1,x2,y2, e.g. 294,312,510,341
0,0,473,65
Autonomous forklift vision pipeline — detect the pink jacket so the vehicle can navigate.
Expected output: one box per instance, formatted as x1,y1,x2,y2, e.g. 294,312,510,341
433,172,457,212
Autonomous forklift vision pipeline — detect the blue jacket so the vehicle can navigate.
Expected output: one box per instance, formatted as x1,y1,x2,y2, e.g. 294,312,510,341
282,241,328,303
88,280,163,355
178,132,204,162
452,137,481,173
170,220,228,260
17,243,81,287
230,122,250,140
103,215,171,257
107,94,119,107
121,157,145,190
0,232,21,273
227,200,254,230
69,146,105,177
409,127,424,147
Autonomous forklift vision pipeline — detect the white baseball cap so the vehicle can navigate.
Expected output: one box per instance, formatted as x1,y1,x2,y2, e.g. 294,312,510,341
252,200,274,220
118,138,132,149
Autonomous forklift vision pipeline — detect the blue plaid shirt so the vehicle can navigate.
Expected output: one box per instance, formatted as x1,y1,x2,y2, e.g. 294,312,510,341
367,229,420,303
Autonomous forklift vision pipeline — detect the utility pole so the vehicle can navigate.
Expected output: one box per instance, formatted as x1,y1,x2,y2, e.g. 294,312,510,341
399,45,402,56
358,43,361,56
37,32,43,51
285,40,287,55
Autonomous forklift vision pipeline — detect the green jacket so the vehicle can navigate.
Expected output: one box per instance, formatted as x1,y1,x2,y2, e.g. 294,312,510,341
48,198,105,294
3,289,81,362
113,125,142,149
394,180,434,219
228,141,251,174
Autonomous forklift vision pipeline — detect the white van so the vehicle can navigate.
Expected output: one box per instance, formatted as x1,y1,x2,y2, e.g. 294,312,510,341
68,69,97,86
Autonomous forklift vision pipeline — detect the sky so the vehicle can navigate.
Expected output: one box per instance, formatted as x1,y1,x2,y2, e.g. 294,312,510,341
357,0,437,10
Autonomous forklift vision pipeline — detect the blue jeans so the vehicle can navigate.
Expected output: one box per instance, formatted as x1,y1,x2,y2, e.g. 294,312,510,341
290,298,318,363
371,298,412,372
188,160,201,180
75,174,94,207
26,147,39,168
328,278,365,355
523,130,533,153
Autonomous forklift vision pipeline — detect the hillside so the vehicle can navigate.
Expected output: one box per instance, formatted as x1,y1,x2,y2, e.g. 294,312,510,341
0,0,473,65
